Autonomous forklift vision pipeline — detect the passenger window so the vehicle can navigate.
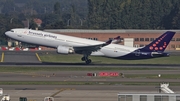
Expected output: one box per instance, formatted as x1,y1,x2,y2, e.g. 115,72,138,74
10,30,14,32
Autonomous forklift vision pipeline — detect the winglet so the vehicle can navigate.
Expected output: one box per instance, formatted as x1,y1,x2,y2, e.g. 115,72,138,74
114,36,120,40
106,39,112,45
102,39,112,47
112,36,121,44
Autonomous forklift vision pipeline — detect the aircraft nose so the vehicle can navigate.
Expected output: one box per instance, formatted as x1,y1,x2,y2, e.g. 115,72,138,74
5,31,11,37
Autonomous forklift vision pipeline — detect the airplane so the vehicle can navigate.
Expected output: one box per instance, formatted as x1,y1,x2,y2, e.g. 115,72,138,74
5,28,175,64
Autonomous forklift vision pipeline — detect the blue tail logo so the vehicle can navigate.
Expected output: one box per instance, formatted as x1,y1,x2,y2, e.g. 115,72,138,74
140,31,175,52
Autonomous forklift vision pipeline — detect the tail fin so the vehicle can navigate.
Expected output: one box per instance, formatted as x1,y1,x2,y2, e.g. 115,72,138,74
140,31,175,52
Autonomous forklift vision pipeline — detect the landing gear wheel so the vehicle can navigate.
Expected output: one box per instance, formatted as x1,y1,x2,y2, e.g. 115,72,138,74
85,59,92,64
81,57,85,61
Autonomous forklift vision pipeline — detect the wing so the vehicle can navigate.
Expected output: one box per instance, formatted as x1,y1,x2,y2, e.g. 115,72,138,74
73,40,112,54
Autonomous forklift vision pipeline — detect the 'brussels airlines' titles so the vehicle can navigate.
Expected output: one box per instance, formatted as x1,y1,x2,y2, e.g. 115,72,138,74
28,31,57,39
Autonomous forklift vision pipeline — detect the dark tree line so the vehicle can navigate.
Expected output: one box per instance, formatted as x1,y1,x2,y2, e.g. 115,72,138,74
0,0,88,29
0,0,88,44
1,0,180,45
87,0,180,29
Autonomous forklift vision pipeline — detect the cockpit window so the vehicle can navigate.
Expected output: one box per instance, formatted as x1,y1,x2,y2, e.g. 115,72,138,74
10,30,14,32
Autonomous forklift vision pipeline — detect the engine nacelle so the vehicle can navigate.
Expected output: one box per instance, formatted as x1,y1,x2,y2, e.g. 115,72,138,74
151,52,169,57
57,46,74,54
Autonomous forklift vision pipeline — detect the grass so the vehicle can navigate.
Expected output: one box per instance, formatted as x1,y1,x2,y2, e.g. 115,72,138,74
39,54,180,64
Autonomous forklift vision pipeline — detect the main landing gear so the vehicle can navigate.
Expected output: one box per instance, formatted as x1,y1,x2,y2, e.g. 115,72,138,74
81,52,92,64
81,57,91,64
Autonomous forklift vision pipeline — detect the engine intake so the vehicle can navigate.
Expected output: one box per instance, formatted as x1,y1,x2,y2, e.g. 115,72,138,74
57,46,74,54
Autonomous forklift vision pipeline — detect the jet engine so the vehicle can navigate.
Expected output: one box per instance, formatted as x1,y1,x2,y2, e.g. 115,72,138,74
57,46,74,54
151,52,169,57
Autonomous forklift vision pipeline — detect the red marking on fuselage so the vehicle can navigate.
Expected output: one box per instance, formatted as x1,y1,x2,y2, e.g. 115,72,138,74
149,46,153,50
159,47,163,50
155,47,158,50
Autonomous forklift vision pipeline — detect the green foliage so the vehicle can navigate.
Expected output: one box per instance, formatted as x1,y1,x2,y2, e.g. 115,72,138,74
39,53,180,64
54,2,61,14
87,0,180,29
29,21,38,29
1,0,180,43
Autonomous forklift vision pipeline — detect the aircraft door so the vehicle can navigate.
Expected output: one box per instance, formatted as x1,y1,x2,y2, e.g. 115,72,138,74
114,47,118,53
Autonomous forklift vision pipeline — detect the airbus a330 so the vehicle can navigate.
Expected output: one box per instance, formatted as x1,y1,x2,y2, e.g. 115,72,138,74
5,28,175,64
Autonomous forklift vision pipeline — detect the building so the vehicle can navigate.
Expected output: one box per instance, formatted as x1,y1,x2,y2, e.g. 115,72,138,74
44,29,180,51
117,93,180,101
34,18,42,27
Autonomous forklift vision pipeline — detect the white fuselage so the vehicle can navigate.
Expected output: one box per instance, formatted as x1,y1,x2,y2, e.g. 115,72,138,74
5,28,137,58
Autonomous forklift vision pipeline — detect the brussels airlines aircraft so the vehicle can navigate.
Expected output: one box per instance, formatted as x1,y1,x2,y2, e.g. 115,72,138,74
5,28,175,64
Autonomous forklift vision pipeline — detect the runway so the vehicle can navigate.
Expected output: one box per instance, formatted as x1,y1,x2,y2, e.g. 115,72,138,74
1,62,180,68
0,51,180,101
0,51,180,68
2,51,40,63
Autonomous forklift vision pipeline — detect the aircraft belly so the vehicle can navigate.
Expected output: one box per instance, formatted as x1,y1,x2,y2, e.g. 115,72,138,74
91,51,105,56
100,48,129,57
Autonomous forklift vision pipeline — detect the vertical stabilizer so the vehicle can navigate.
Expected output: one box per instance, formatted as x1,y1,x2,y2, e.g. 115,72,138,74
140,31,175,52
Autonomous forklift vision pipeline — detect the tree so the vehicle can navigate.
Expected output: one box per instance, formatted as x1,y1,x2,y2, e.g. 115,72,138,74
1,0,15,14
29,21,38,30
171,2,180,29
54,2,61,14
